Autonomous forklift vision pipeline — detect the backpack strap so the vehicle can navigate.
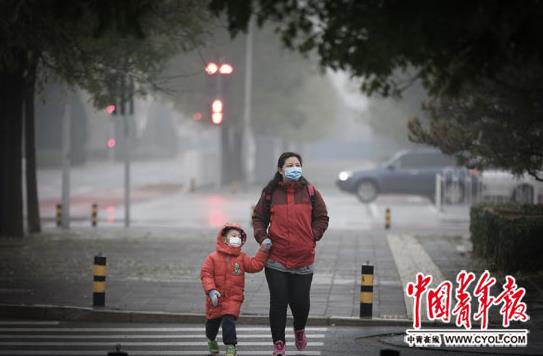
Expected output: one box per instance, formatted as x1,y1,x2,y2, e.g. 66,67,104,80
307,184,315,205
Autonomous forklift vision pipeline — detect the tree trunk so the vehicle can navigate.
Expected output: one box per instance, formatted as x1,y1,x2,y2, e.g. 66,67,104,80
0,51,26,238
24,56,41,233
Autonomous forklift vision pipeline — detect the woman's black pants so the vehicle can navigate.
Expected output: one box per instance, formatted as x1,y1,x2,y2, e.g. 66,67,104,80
206,315,237,345
265,267,313,343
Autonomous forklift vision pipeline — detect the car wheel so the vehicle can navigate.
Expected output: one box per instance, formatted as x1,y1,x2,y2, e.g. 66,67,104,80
512,184,534,204
356,180,378,203
443,182,464,204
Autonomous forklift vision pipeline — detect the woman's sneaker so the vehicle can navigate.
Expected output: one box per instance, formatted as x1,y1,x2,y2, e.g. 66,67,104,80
225,344,237,356
207,339,219,355
294,329,307,351
272,340,286,356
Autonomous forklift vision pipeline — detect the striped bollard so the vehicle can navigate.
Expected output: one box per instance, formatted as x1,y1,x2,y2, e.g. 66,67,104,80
385,208,391,230
56,204,62,227
360,264,374,318
91,203,98,227
93,255,107,307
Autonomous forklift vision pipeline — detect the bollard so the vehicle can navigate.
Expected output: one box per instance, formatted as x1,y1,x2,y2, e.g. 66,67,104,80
189,178,196,193
385,208,391,230
360,264,374,318
56,204,62,227
93,254,107,307
380,349,400,356
107,344,128,356
91,203,98,227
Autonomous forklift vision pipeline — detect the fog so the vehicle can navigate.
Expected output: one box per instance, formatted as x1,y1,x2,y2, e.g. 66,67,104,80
34,25,428,186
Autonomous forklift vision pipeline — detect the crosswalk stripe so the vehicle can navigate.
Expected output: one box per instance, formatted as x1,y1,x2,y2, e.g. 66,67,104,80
0,327,328,332
0,334,326,339
0,321,59,326
0,351,322,355
0,341,326,346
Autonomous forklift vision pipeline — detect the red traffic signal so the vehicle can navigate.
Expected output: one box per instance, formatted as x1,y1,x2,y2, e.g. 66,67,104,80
107,138,116,149
219,64,234,75
211,99,223,125
193,112,202,121
205,62,219,75
205,62,234,75
105,104,116,115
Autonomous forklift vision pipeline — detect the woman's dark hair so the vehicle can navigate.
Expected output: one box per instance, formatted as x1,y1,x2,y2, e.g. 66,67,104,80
263,152,305,194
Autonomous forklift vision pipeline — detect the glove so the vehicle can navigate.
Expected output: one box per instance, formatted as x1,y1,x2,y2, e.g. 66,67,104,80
260,238,272,252
208,289,221,307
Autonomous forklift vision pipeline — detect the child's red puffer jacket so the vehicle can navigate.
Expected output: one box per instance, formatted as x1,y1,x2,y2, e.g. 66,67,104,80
200,223,268,320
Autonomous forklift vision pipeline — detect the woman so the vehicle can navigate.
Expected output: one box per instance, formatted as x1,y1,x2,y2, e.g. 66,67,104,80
252,152,329,356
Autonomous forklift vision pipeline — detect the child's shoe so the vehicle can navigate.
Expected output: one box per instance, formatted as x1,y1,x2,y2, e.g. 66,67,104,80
225,344,237,356
294,329,307,351
272,340,286,356
207,339,219,355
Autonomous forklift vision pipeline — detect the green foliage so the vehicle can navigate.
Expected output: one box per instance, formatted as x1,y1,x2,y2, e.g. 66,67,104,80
0,0,207,107
408,63,543,181
470,203,543,273
209,0,543,98
209,0,543,177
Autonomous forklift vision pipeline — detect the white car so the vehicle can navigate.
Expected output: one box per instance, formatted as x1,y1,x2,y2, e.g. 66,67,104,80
479,170,543,204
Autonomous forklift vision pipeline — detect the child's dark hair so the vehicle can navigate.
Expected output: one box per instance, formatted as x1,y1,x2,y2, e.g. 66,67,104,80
263,152,306,194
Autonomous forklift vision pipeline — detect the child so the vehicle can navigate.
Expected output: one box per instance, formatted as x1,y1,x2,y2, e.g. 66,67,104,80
200,223,272,356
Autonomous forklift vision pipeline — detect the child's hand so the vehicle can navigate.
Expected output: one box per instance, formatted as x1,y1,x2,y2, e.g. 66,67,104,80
260,238,272,252
208,289,221,306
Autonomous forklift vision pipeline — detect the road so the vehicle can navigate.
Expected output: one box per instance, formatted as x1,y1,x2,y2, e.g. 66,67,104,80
2,320,541,356
36,157,470,230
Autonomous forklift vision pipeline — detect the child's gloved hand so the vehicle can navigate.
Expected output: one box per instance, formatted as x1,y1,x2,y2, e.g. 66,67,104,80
260,238,272,252
208,289,221,306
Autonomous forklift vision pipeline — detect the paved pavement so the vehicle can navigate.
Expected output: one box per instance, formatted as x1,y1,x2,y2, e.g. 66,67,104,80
2,158,541,354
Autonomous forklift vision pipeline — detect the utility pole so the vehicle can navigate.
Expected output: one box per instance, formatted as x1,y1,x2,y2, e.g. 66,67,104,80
243,16,255,186
120,75,133,228
60,92,72,229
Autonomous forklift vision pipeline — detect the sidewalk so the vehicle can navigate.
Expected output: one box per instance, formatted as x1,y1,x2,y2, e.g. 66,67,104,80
0,227,403,322
1,225,541,331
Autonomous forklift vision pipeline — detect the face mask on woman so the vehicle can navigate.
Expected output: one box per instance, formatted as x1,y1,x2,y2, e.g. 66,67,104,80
284,167,303,181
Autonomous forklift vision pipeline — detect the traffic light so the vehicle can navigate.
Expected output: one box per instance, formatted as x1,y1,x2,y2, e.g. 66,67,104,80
219,64,233,75
205,62,219,75
107,137,116,149
105,104,117,115
211,99,223,125
205,61,233,126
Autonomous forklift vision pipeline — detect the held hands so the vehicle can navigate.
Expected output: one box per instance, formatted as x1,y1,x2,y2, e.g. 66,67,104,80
208,289,221,307
260,238,272,252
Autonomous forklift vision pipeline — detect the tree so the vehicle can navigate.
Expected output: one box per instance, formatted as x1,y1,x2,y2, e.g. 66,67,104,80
159,22,338,184
408,63,543,181
0,0,206,238
209,0,543,178
209,0,543,98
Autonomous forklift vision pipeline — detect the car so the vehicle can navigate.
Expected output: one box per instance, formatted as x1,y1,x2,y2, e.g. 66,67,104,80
479,170,543,204
336,148,471,203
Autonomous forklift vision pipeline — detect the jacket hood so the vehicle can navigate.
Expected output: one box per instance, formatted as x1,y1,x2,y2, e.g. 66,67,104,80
216,223,247,256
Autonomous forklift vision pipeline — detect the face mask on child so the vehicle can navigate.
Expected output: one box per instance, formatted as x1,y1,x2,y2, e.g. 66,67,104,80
228,236,242,247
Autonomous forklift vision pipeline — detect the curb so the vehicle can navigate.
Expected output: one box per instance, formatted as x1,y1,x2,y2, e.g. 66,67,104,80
0,303,415,327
